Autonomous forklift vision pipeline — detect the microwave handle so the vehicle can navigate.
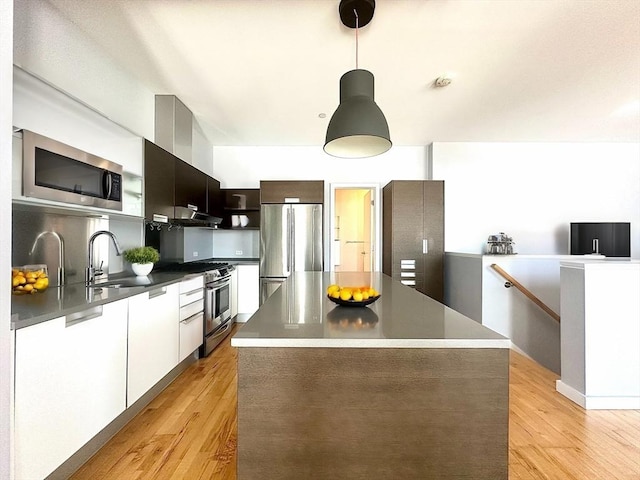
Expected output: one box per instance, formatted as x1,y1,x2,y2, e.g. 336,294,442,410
103,171,112,199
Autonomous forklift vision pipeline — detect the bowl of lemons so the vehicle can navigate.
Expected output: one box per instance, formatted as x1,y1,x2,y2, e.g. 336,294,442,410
12,264,49,295
326,284,380,307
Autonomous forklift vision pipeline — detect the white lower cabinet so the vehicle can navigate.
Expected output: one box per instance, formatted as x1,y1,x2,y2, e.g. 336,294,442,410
237,263,259,318
14,298,128,480
179,275,204,361
230,268,238,318
127,283,180,406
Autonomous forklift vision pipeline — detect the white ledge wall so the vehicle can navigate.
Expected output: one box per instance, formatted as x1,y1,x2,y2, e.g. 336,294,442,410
557,260,640,409
432,142,640,257
445,253,572,373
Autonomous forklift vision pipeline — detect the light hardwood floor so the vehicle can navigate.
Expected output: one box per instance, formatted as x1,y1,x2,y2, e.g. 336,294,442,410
71,325,640,479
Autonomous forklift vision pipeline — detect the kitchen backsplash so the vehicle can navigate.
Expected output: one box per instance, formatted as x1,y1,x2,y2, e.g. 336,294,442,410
12,203,144,286
212,229,259,259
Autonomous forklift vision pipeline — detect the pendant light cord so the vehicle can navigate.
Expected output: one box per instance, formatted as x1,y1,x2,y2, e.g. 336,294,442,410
354,8,359,69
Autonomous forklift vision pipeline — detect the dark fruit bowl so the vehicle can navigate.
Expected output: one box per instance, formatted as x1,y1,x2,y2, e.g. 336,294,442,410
327,294,381,307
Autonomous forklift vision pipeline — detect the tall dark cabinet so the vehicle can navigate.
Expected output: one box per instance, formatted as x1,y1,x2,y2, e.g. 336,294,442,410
382,180,444,302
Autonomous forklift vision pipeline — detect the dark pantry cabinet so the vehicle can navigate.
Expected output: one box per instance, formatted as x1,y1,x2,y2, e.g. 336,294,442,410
382,180,444,302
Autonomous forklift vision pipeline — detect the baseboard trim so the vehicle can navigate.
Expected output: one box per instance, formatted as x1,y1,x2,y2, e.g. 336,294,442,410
556,380,640,410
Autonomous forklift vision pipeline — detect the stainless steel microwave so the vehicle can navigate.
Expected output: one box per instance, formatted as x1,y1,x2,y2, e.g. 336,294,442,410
22,130,123,211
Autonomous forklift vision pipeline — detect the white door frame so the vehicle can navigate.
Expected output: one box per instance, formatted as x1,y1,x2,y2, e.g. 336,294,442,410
329,183,381,272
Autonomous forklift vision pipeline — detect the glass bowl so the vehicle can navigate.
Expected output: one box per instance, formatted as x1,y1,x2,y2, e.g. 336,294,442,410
12,264,49,294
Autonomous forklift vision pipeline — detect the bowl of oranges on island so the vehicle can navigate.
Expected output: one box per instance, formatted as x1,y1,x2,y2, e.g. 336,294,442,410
326,284,380,307
12,264,49,295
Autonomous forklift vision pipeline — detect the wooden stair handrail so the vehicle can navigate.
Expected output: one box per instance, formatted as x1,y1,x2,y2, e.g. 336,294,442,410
490,264,561,323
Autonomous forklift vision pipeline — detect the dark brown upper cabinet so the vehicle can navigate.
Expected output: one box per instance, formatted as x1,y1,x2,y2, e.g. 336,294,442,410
207,177,222,218
144,140,175,222
174,159,207,213
260,180,324,204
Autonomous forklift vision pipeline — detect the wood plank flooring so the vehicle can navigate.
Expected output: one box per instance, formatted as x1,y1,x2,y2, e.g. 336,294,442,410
71,325,640,479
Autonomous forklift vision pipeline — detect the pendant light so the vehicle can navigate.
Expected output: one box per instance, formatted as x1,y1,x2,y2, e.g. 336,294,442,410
324,0,391,158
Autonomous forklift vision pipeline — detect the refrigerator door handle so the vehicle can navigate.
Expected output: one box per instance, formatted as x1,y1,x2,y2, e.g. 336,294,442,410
290,207,295,272
286,207,291,274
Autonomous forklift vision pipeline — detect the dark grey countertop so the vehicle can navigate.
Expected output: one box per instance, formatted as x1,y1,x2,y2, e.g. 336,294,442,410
232,272,510,349
11,271,200,330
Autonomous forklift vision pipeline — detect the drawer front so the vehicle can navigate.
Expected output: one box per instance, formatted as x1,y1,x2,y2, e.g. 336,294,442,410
180,287,204,307
179,313,204,361
180,298,203,321
180,275,204,294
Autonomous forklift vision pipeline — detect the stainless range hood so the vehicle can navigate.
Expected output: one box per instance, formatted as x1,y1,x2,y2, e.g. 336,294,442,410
155,94,192,164
173,206,221,228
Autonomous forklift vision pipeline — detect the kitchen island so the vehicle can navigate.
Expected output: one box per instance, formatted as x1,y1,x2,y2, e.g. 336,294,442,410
231,272,510,479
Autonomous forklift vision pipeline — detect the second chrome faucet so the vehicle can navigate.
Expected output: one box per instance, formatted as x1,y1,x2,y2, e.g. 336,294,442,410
86,230,123,285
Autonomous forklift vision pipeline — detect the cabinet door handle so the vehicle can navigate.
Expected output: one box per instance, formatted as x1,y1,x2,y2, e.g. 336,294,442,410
180,312,203,325
183,288,202,297
149,287,167,299
66,305,103,327
423,239,428,254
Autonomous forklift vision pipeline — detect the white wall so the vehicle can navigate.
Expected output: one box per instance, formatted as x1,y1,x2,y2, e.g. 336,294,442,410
13,0,155,140
212,145,429,188
1,0,12,477
432,143,640,257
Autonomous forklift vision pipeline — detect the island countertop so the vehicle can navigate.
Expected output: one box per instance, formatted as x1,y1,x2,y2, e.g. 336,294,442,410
231,272,509,348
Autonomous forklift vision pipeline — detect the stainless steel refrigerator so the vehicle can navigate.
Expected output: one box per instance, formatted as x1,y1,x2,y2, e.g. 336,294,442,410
259,203,323,304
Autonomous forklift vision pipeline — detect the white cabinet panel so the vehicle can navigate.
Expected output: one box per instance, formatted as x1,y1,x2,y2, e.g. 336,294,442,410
179,312,204,362
237,263,259,317
127,283,180,406
179,276,204,361
14,299,128,480
231,268,238,318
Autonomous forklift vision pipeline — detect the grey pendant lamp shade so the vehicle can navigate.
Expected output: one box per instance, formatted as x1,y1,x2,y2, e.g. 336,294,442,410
324,69,391,158
323,0,392,158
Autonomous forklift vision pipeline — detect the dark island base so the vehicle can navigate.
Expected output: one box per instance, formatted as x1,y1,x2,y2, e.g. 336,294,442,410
238,347,509,479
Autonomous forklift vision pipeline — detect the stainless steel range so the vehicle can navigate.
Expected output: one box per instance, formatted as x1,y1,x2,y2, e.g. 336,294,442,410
155,261,236,356
201,263,235,357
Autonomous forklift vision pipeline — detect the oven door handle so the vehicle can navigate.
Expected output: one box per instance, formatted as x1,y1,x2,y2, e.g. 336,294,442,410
211,321,232,339
206,279,231,289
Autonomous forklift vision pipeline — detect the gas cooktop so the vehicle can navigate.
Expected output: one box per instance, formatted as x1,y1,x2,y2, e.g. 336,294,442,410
156,261,233,274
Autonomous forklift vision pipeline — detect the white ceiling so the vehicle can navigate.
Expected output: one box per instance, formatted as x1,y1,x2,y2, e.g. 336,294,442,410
42,0,640,146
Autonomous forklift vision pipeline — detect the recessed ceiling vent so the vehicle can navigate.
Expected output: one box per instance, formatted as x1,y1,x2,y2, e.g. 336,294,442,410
155,95,193,163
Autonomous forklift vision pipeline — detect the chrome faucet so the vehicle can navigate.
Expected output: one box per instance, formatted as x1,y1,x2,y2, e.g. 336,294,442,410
29,231,66,286
86,230,123,284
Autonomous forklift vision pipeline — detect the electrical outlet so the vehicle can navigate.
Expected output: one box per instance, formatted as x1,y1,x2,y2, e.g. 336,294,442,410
235,250,243,255
193,251,198,257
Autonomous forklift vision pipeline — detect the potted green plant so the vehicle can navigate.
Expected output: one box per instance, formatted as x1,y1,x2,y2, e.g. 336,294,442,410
123,246,160,276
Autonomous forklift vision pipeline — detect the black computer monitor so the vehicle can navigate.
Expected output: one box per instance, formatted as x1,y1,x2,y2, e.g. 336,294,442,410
570,222,631,257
